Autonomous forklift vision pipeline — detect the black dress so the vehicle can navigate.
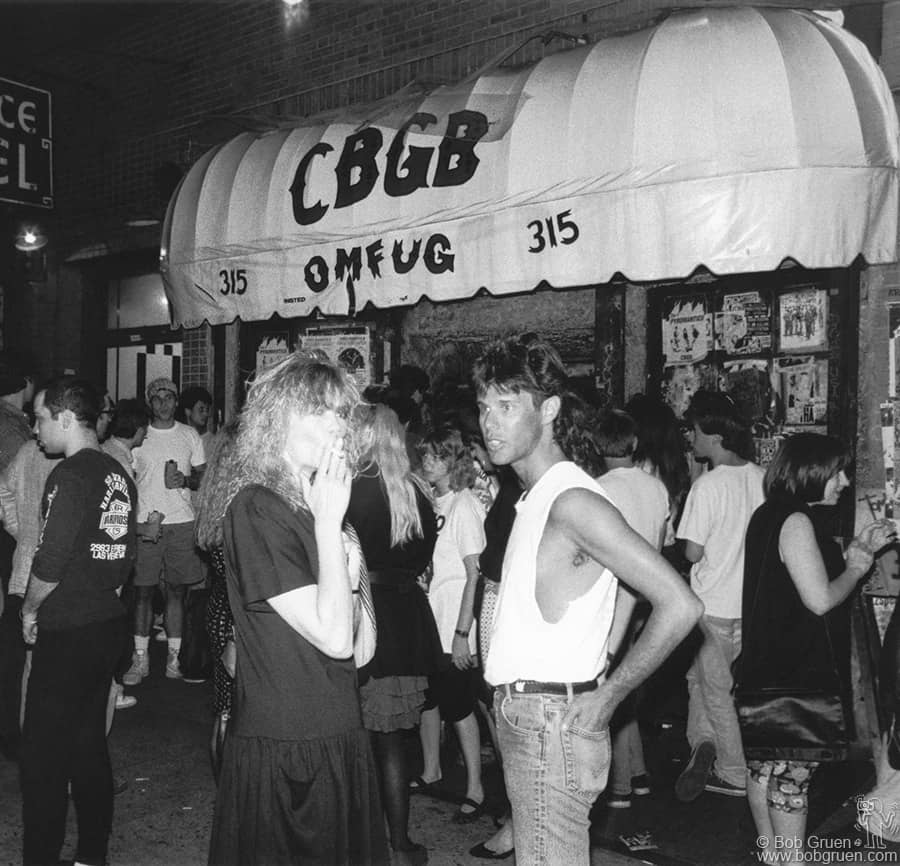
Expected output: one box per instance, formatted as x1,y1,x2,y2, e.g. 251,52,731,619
737,494,852,758
208,485,388,866
346,467,441,731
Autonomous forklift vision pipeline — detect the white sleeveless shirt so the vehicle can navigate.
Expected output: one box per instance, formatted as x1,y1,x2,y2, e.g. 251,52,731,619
484,461,618,686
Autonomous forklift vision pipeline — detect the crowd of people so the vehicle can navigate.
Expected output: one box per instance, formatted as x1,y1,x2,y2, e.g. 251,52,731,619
0,334,895,866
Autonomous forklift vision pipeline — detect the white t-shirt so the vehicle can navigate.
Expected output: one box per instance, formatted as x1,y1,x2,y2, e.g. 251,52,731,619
428,488,485,652
598,465,669,550
132,421,206,524
676,461,765,618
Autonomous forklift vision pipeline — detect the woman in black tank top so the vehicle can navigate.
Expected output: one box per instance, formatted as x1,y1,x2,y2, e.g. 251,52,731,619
737,433,894,860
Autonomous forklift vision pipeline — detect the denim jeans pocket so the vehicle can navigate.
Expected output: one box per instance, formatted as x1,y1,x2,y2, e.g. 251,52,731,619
498,694,545,735
562,723,611,803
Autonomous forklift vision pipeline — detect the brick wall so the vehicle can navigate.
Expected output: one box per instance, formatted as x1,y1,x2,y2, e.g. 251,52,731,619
17,0,669,391
10,0,890,401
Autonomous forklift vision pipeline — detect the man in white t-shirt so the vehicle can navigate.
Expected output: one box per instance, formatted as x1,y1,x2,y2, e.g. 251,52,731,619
595,408,670,809
123,378,206,684
675,390,765,801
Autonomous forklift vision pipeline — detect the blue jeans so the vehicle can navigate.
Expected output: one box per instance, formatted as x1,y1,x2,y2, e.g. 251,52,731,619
685,614,746,787
495,686,611,866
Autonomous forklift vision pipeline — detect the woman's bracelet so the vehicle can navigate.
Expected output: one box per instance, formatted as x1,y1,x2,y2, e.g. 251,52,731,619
454,627,470,639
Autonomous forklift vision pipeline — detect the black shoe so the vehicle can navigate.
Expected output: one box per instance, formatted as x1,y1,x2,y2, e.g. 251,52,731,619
674,740,715,802
469,842,514,860
391,842,428,866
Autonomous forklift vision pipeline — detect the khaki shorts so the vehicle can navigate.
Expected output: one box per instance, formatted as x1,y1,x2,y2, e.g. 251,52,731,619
134,522,202,587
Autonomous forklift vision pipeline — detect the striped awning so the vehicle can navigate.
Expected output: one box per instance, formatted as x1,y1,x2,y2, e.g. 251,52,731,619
161,6,899,328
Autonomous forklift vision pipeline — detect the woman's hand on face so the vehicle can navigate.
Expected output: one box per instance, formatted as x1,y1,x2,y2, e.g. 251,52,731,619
306,436,351,526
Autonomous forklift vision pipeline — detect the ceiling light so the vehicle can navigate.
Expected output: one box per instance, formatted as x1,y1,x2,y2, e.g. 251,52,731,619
15,228,47,252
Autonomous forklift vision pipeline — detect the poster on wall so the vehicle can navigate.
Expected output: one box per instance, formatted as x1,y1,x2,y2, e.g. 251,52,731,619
255,333,290,374
300,326,372,391
660,362,718,418
889,304,900,398
714,291,772,356
773,355,827,427
720,358,772,427
778,286,828,352
662,296,711,366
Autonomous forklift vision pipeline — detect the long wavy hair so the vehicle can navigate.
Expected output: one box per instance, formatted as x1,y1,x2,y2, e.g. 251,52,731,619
419,425,476,493
356,403,429,546
219,352,362,519
195,419,240,551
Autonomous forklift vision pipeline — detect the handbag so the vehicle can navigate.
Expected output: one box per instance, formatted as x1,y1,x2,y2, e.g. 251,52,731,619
343,523,376,669
733,515,853,762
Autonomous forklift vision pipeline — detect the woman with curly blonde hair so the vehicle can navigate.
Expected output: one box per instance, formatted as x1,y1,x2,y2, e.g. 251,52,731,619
412,426,487,823
208,353,387,866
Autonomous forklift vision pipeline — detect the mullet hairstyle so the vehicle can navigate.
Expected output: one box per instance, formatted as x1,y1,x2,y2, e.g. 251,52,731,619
224,352,361,518
471,335,604,476
685,389,755,461
195,419,241,551
419,426,475,493
764,432,850,503
41,376,101,428
594,409,637,460
355,403,429,546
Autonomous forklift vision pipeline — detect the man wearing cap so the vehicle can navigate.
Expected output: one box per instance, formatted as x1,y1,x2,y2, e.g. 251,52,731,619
124,377,206,684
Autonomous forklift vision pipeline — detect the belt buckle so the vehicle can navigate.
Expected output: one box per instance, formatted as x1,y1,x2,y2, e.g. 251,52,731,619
513,680,527,693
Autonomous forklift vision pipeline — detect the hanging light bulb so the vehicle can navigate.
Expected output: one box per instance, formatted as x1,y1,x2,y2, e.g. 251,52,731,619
15,227,48,252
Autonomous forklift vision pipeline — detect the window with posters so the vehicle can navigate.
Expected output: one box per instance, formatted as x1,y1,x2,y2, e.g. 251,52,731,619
237,313,396,407
647,265,857,531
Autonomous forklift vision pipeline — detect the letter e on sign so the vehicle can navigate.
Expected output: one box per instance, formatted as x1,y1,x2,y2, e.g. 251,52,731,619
0,77,52,208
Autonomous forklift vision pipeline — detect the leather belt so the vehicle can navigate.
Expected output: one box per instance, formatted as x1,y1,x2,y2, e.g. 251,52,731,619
500,679,599,697
367,569,418,590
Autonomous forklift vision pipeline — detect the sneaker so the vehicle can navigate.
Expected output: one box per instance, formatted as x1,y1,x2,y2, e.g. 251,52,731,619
165,649,183,679
705,772,747,797
122,651,149,686
674,740,715,802
154,629,168,643
607,792,632,809
115,693,138,710
631,774,651,796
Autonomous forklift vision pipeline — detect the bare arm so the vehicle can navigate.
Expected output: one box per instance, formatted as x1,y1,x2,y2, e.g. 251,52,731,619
683,539,704,564
780,513,894,616
552,489,703,729
606,585,638,659
267,439,354,658
451,553,480,670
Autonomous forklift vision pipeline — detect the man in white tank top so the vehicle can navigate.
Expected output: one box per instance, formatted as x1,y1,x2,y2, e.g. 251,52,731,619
473,337,702,866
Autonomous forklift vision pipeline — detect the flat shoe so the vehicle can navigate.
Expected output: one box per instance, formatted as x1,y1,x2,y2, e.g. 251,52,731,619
408,775,439,795
469,841,514,860
454,796,487,824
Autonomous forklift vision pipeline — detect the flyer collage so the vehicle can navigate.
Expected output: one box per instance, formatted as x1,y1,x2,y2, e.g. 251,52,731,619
660,284,830,467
